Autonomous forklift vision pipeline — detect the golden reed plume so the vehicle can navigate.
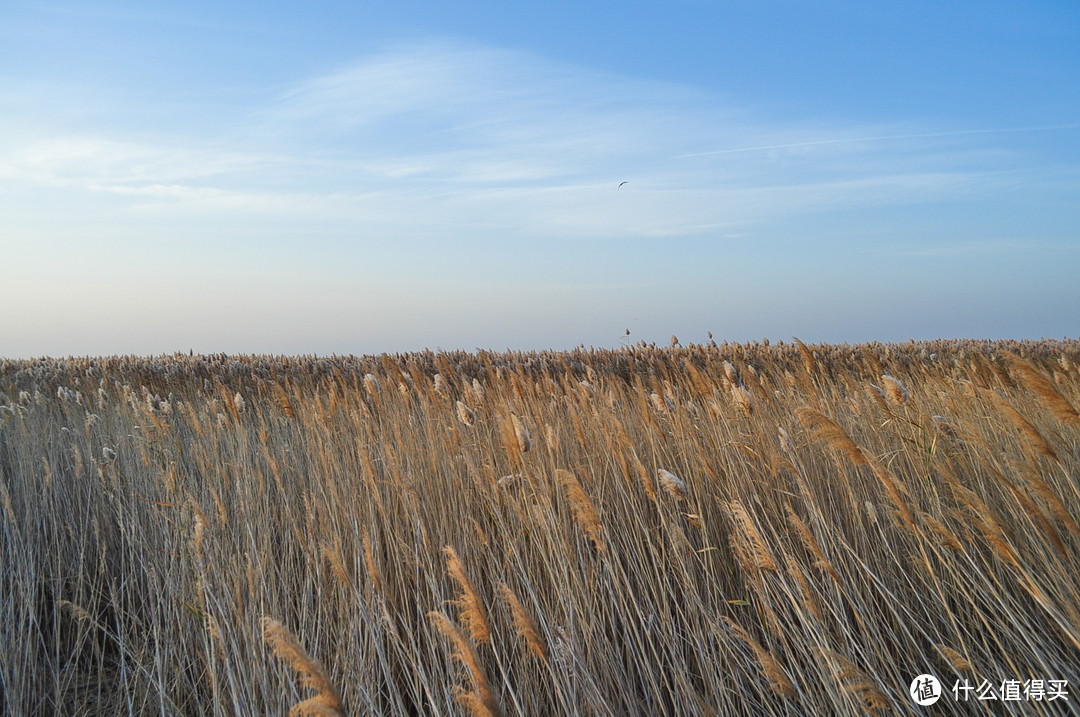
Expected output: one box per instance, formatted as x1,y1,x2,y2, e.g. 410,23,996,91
556,469,606,553
444,546,492,645
428,612,503,717
261,617,345,717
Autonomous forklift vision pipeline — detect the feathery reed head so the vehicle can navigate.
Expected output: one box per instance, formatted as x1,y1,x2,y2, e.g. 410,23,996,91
556,469,605,553
427,611,502,717
795,407,868,466
444,546,492,645
880,375,908,405
511,414,531,453
261,617,345,717
657,468,687,501
498,583,547,661
727,500,777,572
1003,351,1080,427
456,400,476,427
722,617,794,696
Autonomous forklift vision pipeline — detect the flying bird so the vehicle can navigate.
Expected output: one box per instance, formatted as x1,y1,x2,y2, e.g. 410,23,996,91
618,181,628,190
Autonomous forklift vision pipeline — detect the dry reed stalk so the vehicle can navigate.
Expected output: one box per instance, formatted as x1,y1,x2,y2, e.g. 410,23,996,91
498,413,530,463
1003,352,1080,428
722,617,794,697
509,372,527,404
427,612,503,717
790,509,829,570
444,546,492,645
727,500,777,573
261,617,345,717
498,583,547,661
942,467,1025,567
794,408,868,466
556,469,606,553
209,485,229,529
206,613,229,663
568,406,588,448
1017,577,1080,652
987,351,1018,389
379,354,407,386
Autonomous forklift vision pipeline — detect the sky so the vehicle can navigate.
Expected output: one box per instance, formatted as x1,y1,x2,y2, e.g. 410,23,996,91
2,0,1079,357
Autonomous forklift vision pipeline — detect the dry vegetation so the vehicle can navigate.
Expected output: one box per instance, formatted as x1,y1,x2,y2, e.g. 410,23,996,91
1,338,1079,715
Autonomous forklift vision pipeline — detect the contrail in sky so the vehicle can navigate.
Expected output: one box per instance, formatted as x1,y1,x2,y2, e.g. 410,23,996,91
679,124,1080,158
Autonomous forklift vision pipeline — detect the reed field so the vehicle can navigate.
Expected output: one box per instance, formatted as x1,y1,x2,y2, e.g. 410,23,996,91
2,338,1079,716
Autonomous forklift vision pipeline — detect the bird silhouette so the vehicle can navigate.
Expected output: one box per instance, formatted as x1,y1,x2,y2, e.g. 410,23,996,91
618,181,628,190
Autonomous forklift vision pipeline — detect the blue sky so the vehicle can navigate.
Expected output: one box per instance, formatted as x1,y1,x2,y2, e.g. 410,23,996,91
2,1,1079,356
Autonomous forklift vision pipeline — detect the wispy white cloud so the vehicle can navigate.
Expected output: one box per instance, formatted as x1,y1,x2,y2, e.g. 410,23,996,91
1,38,1068,246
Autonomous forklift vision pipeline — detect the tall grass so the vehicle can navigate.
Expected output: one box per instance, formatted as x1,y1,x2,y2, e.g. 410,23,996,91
1,339,1078,715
